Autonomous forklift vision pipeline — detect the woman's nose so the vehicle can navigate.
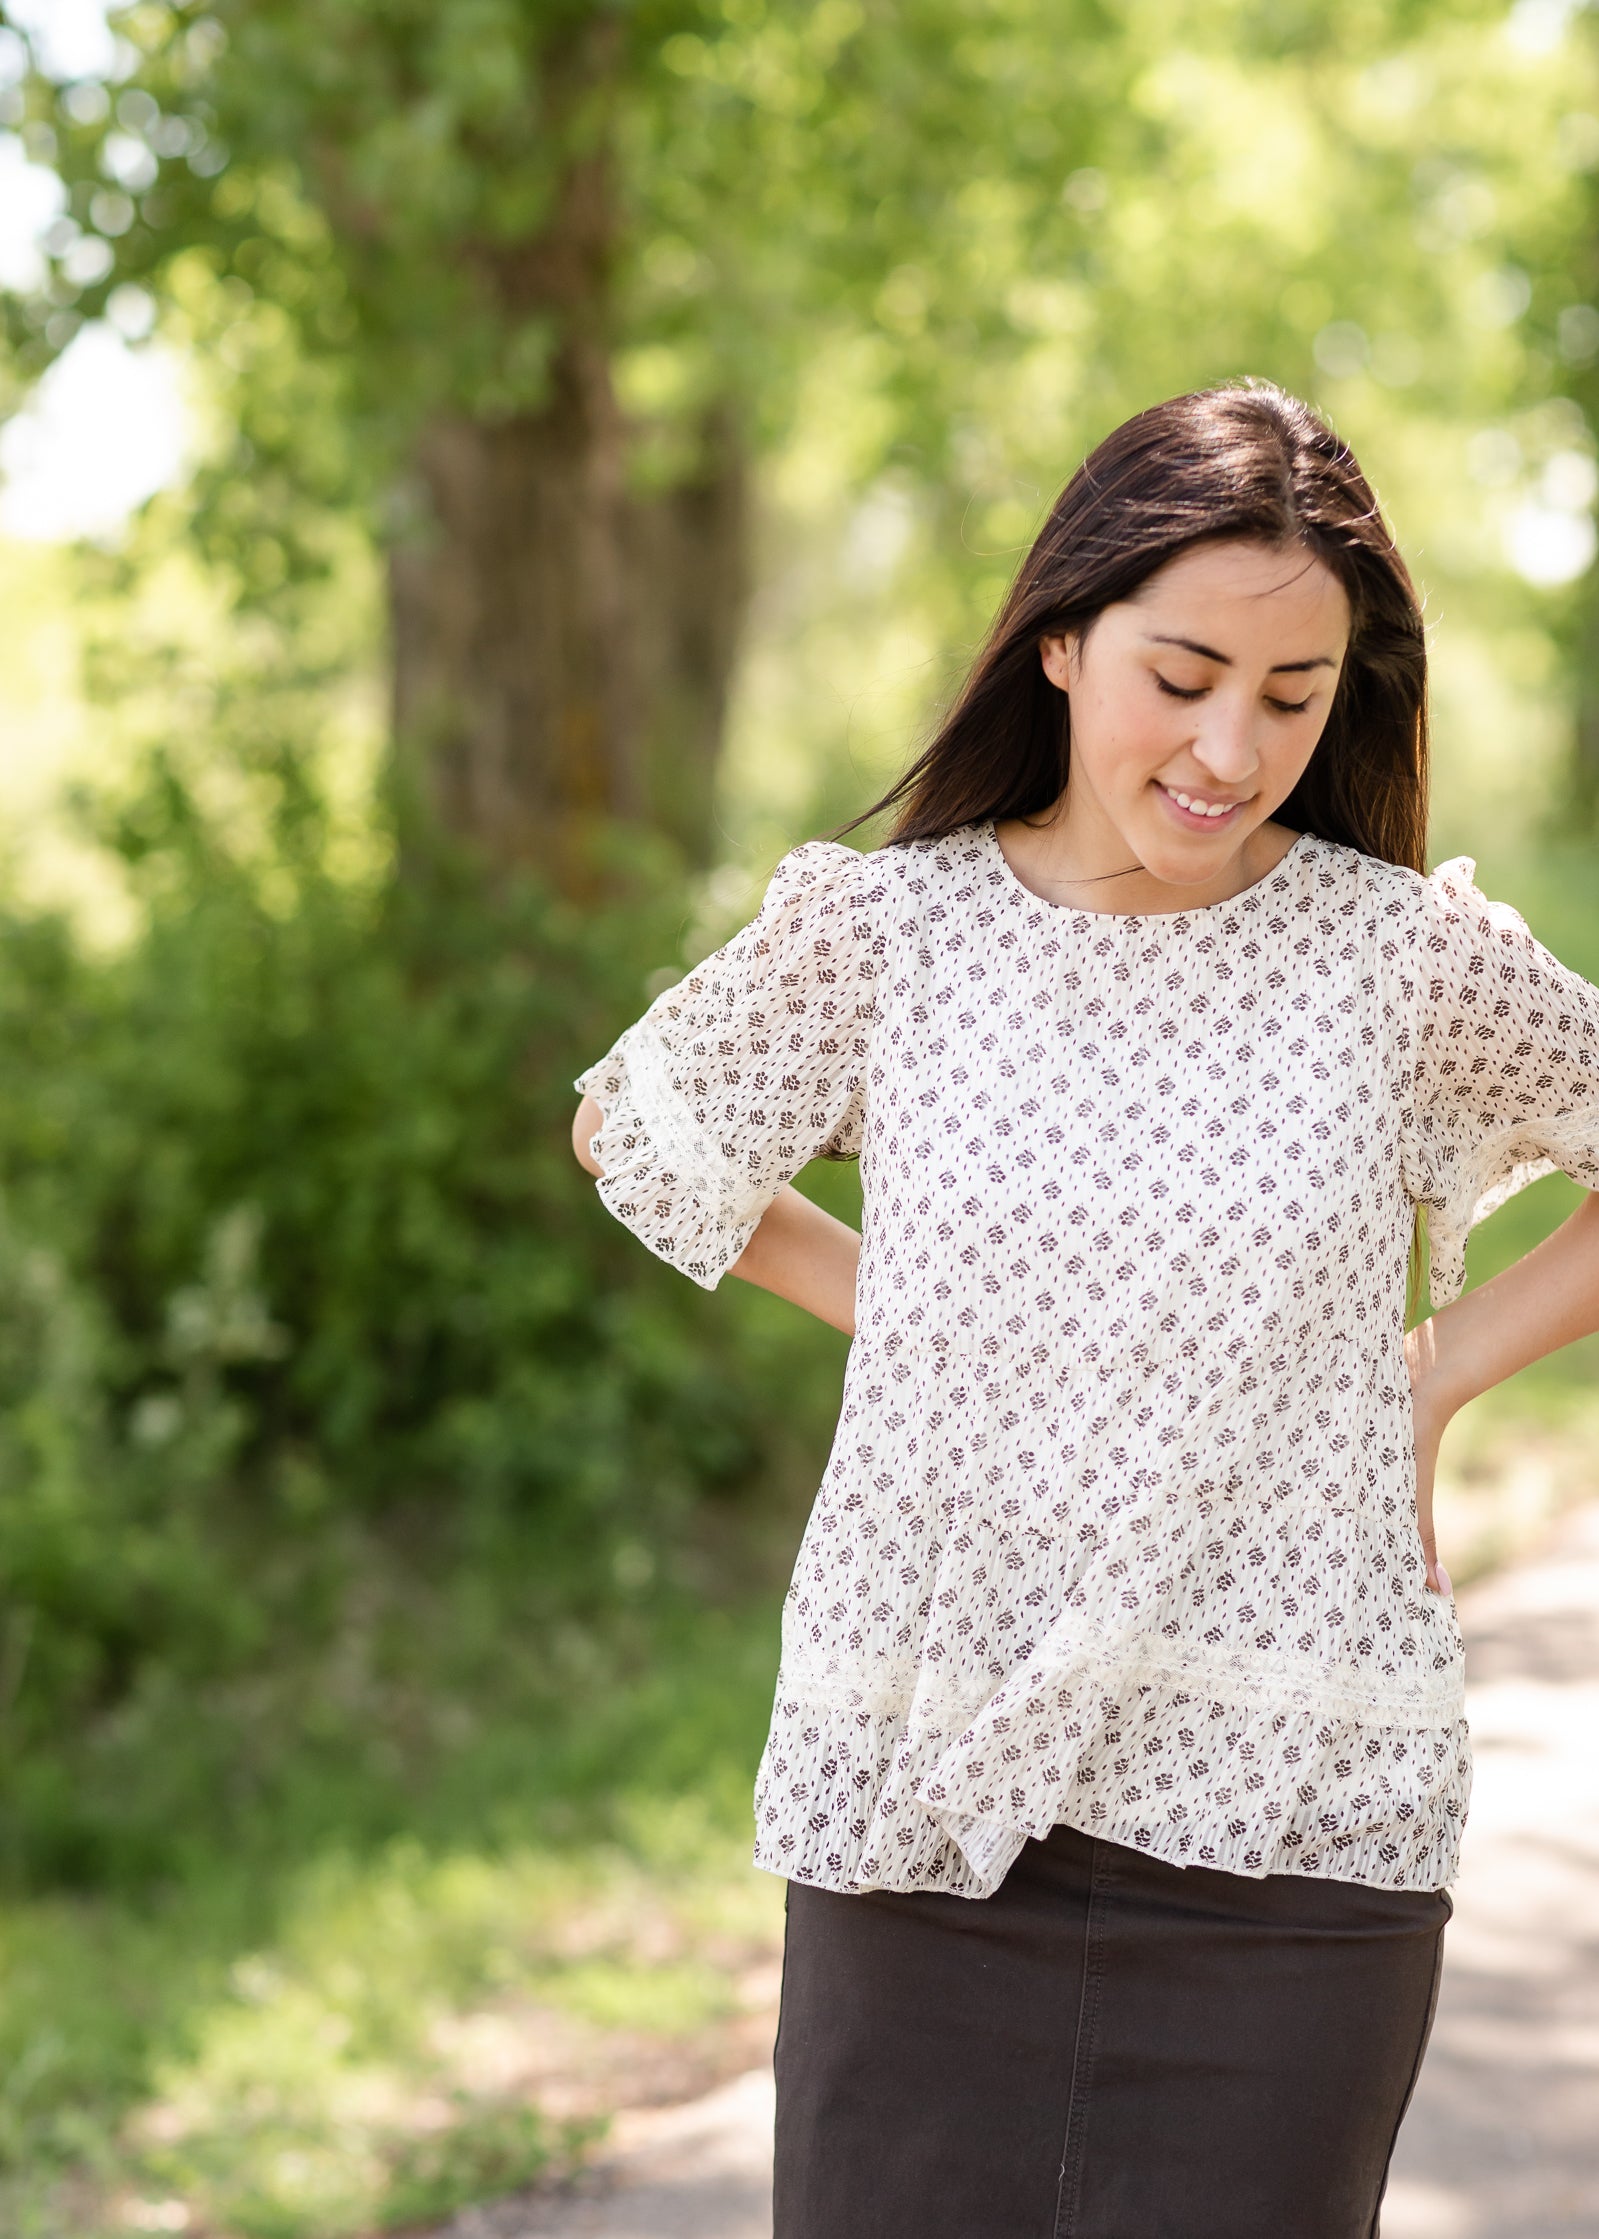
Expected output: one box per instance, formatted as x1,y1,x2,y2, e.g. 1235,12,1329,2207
1190,707,1261,785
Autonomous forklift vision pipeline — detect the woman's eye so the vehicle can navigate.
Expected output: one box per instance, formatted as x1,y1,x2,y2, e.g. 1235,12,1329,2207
1267,695,1314,716
1154,675,1207,702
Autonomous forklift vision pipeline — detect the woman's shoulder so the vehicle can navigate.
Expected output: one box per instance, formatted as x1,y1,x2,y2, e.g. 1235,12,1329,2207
750,832,882,913
1294,832,1476,945
746,836,906,977
1300,837,1537,956
766,825,990,917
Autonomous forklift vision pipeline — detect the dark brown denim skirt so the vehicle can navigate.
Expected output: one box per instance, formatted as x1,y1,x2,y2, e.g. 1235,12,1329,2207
773,1821,1449,2239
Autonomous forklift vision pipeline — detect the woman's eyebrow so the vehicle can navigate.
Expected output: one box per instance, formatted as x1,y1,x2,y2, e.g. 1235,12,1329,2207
1143,632,1339,674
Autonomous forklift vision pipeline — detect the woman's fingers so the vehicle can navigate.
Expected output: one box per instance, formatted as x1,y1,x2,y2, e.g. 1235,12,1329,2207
1418,1502,1451,1595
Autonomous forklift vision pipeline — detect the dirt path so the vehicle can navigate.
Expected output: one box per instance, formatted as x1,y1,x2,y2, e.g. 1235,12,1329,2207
1382,1501,1599,2239
451,1503,1599,2239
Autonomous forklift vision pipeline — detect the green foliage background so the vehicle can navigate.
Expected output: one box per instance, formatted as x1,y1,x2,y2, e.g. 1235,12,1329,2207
2,0,1599,2233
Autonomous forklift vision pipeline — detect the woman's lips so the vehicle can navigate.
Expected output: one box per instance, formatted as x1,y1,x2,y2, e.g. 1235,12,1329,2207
1154,780,1249,830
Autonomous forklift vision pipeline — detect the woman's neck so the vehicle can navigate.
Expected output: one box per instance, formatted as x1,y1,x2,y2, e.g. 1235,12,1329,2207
992,789,1302,917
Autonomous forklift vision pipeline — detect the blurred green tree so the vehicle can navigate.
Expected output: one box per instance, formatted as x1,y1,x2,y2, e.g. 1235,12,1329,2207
1546,94,1599,826
3,1,767,878
9,1,1592,875
0,0,1141,881
0,1,1169,877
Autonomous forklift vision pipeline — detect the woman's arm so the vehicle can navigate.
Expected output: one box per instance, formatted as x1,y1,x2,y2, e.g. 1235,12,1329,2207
1406,1187,1599,1596
572,1093,861,1336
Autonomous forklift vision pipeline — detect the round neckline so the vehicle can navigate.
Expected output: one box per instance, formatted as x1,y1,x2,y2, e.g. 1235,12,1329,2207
979,820,1314,924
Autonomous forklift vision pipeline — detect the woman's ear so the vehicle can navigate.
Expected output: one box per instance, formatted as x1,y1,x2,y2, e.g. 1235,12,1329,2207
1039,632,1074,693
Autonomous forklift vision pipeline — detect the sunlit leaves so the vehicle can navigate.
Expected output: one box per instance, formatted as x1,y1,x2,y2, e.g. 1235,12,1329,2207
5,0,1599,821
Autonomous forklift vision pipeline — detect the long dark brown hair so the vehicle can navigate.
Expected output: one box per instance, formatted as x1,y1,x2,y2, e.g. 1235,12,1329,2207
856,380,1429,872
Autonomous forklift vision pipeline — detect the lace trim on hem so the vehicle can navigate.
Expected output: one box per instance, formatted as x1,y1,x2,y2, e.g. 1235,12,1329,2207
755,1792,1465,1899
752,1690,1470,1899
778,1625,1466,1728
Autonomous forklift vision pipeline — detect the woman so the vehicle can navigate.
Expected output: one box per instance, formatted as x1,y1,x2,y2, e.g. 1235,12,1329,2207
571,381,1599,2238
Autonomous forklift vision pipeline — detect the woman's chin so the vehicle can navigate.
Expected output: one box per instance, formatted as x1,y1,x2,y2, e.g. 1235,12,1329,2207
1128,828,1252,893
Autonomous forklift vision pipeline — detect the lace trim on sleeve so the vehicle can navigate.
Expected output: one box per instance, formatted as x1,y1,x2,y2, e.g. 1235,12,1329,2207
575,1030,770,1291
574,838,881,1289
1413,855,1599,1304
1423,1107,1599,1305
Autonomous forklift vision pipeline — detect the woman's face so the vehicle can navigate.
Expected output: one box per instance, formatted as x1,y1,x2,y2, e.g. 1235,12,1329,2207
1040,538,1351,886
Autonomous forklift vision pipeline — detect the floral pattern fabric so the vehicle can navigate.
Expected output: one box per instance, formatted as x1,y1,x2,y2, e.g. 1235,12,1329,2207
576,824,1599,1895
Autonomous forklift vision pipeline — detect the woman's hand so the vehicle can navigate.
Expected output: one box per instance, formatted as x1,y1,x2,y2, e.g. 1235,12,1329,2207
1402,1317,1453,1599
1401,1187,1599,1601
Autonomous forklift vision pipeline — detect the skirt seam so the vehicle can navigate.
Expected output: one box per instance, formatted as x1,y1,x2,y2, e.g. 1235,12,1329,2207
1367,1912,1448,2239
1053,1837,1112,2239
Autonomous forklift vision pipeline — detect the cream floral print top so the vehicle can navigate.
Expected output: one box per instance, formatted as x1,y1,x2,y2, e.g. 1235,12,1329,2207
577,823,1599,1895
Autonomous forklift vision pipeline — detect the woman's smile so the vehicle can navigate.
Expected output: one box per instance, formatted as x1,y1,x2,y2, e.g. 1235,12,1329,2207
1153,778,1252,828
1004,536,1352,914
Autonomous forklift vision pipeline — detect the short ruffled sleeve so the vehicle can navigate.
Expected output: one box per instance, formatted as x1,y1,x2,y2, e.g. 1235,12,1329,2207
574,840,884,1289
1403,855,1599,1305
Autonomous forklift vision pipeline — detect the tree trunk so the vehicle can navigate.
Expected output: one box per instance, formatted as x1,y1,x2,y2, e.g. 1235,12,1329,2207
388,334,633,881
389,381,748,885
383,15,750,885
382,18,748,889
622,406,750,868
336,11,752,885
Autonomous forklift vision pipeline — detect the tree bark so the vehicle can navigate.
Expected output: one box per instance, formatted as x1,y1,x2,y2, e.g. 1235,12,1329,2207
384,13,748,886
388,343,631,880
622,405,750,868
389,384,748,885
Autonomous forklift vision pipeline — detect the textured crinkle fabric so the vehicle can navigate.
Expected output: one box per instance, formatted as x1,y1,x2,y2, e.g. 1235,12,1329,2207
575,842,882,1289
1403,855,1599,1307
576,825,1599,1895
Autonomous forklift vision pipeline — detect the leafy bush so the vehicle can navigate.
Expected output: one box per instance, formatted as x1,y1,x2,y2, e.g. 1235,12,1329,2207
0,745,849,1887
